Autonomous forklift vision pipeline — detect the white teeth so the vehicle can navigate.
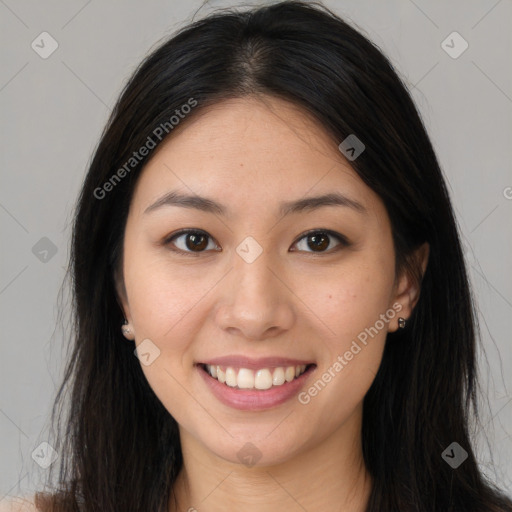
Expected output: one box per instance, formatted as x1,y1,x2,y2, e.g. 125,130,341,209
217,366,226,384
285,366,295,382
225,367,237,387
254,369,273,390
204,364,309,389
272,367,285,386
237,368,254,389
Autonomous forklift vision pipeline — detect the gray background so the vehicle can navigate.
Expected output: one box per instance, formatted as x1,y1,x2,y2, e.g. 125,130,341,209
1,0,511,501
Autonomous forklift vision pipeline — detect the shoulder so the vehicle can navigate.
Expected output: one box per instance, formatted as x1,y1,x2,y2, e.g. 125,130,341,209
0,496,39,512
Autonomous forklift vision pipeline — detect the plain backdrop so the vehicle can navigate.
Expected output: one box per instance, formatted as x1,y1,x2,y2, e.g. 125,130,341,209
1,0,511,500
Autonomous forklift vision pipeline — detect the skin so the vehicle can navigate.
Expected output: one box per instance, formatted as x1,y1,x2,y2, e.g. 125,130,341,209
116,95,429,512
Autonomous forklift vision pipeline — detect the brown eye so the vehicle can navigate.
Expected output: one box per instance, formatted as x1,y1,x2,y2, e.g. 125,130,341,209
165,230,218,255
292,230,349,254
184,232,208,251
307,232,330,251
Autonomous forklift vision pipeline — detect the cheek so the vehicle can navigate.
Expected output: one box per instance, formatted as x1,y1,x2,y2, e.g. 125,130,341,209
296,266,393,433
306,257,395,349
123,247,204,350
124,256,204,415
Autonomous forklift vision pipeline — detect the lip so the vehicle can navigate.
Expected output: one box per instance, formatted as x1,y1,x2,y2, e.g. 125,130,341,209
196,362,317,411
199,355,314,371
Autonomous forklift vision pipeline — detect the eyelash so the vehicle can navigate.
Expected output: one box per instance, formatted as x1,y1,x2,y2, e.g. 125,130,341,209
162,228,350,257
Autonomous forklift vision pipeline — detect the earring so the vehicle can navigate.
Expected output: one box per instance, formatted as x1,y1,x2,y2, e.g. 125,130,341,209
122,319,132,337
398,317,406,329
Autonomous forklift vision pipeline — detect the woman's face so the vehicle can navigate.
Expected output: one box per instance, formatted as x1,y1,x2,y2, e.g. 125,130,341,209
118,96,417,466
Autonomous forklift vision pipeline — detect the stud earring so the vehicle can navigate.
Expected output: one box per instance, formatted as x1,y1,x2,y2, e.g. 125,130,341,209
398,317,406,329
122,319,132,337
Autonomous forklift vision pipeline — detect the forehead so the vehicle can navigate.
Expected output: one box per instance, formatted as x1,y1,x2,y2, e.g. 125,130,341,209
129,96,381,219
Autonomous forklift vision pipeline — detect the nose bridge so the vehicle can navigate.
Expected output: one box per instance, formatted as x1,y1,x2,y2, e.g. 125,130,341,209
215,235,294,339
237,244,275,292
233,238,278,306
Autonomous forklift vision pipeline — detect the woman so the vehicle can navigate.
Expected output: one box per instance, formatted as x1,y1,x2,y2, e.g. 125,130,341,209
5,1,511,510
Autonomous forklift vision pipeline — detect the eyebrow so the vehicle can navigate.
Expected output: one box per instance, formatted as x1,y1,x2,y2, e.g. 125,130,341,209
144,190,367,217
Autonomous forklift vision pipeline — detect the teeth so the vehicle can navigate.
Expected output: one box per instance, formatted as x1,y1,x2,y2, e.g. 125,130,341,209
272,367,285,386
255,369,273,390
205,364,309,390
285,366,295,382
237,368,254,389
225,367,237,387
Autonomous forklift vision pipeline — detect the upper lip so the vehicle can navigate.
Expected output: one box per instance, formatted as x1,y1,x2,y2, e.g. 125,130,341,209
198,356,315,370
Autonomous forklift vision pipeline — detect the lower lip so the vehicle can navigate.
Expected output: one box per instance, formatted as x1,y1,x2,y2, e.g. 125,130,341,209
197,364,316,411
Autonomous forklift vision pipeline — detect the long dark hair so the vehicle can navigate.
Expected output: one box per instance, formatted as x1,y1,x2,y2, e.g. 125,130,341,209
35,1,512,510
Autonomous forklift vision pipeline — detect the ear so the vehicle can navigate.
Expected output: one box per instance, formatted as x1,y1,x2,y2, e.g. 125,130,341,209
114,267,136,340
389,242,429,332
113,264,132,323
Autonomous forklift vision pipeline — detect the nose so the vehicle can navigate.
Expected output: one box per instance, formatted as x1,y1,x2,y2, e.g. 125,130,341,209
215,245,295,341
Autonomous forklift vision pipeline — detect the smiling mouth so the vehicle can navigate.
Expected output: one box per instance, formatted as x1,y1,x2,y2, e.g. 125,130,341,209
199,363,316,390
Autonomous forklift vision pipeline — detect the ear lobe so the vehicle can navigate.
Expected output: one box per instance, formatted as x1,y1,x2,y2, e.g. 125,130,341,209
392,242,429,328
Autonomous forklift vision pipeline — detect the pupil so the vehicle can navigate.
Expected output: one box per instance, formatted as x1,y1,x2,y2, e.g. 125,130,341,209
309,233,329,251
187,233,207,251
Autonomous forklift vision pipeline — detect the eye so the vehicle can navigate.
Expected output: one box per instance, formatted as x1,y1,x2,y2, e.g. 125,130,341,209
164,229,219,256
291,229,349,254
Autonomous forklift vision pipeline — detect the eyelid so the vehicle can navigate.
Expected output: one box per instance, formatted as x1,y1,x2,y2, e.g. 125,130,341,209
163,228,350,256
162,228,219,257
291,229,350,253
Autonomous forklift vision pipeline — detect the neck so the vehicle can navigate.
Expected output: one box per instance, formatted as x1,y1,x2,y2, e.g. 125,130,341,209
169,407,373,512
